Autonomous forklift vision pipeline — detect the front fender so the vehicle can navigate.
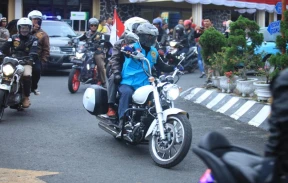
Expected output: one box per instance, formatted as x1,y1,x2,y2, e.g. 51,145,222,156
145,108,188,139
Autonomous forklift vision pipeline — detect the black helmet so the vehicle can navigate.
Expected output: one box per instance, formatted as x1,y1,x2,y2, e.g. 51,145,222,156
175,24,184,39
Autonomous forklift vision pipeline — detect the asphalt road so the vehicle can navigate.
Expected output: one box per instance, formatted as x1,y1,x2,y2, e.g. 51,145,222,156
0,70,268,183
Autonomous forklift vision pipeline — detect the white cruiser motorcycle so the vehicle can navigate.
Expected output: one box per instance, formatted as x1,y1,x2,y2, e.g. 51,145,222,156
82,33,192,168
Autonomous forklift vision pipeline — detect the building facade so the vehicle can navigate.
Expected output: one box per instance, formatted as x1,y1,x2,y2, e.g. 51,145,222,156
2,0,279,31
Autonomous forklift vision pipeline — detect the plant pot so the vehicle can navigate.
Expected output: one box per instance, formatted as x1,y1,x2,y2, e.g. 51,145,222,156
253,81,271,102
211,76,220,88
219,76,238,93
236,78,258,97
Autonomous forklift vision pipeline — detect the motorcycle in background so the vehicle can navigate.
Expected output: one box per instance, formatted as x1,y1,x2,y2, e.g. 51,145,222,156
82,32,192,168
67,37,105,93
165,40,198,73
0,56,32,120
193,131,287,183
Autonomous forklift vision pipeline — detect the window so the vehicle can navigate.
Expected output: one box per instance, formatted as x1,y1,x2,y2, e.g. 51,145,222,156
67,0,79,6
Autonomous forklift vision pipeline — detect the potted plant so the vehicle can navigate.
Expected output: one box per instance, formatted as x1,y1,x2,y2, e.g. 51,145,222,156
199,27,227,84
226,16,263,96
208,51,225,88
254,62,272,101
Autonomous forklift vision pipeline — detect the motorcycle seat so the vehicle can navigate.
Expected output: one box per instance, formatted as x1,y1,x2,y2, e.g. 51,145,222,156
223,152,263,183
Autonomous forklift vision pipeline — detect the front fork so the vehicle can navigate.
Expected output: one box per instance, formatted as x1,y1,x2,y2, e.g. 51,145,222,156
152,82,166,140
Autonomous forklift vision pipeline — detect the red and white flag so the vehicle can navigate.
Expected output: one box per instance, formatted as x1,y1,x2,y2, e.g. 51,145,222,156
109,8,125,45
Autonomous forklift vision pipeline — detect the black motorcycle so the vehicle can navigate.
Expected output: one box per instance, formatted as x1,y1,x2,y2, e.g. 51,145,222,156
193,131,287,183
0,56,32,120
165,40,198,73
68,37,104,93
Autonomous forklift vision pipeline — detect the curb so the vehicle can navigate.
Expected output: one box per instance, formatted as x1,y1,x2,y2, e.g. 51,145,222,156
180,87,271,131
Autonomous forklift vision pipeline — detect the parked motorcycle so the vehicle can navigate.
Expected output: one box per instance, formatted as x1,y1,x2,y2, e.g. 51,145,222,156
82,32,192,168
193,131,287,183
0,56,32,120
68,37,104,93
165,40,198,73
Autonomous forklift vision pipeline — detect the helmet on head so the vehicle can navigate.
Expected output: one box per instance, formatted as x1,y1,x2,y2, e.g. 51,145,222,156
17,17,32,37
136,23,158,47
152,17,162,27
0,17,7,23
28,10,43,26
184,20,191,27
0,17,7,27
175,24,184,34
89,18,99,26
124,17,149,33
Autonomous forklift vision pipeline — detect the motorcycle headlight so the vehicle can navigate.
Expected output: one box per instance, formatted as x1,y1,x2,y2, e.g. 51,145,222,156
3,64,15,76
75,52,84,59
164,84,180,101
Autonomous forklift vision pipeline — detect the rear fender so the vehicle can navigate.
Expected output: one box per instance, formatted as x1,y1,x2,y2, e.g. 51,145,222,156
145,108,188,139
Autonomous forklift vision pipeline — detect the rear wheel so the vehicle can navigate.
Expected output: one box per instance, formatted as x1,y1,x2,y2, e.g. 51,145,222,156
0,90,7,121
68,68,80,93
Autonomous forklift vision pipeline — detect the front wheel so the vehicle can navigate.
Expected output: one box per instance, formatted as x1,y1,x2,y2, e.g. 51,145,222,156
149,114,192,168
68,68,81,93
0,90,7,121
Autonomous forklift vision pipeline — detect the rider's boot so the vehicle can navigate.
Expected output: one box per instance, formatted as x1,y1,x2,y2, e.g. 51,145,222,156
106,107,116,118
22,97,31,108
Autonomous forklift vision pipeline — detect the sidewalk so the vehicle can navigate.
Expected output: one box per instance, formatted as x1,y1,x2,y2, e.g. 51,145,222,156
180,87,271,131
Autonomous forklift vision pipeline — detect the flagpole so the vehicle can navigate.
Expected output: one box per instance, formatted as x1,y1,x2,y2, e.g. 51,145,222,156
114,6,118,42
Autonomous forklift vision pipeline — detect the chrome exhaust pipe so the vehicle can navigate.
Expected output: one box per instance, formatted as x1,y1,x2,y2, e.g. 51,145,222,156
98,122,118,137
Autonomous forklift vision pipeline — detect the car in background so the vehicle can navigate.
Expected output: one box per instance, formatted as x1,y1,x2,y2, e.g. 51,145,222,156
253,27,282,62
41,20,79,71
6,19,80,71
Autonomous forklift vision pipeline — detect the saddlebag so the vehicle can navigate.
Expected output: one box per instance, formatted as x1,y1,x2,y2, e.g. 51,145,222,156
83,85,108,115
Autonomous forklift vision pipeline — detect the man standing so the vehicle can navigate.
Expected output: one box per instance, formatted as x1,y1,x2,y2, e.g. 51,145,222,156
28,10,50,95
105,16,113,35
0,17,10,49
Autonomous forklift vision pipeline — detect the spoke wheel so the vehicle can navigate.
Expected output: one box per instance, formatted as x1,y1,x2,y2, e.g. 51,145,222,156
68,69,81,93
149,114,192,168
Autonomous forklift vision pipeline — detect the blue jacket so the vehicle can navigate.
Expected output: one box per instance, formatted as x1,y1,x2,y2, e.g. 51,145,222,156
121,42,158,90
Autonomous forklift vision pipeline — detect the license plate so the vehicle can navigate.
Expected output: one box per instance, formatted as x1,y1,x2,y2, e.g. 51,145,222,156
71,59,83,64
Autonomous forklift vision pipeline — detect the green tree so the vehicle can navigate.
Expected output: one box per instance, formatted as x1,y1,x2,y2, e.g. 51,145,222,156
199,28,227,65
269,10,288,79
226,15,263,80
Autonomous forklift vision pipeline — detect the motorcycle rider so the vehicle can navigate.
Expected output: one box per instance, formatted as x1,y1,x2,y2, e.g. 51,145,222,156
0,18,38,108
106,17,149,118
28,10,50,95
79,18,106,86
152,17,168,48
114,23,174,132
264,69,288,182
179,19,196,55
0,17,10,49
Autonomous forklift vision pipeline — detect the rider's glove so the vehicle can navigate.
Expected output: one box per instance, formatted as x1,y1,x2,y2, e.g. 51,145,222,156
114,72,122,85
124,46,133,53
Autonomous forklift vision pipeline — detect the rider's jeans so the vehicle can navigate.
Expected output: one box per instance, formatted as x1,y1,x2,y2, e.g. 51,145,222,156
23,65,32,97
118,84,134,119
94,53,106,83
197,45,205,73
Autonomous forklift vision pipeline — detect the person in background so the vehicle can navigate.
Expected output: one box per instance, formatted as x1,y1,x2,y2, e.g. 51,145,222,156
105,16,113,35
0,17,9,49
28,10,50,95
97,17,107,34
173,19,183,40
194,25,206,78
152,17,168,47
